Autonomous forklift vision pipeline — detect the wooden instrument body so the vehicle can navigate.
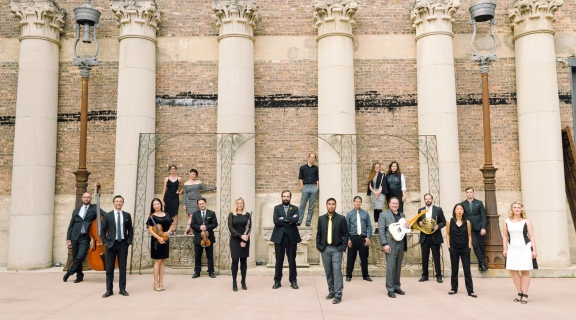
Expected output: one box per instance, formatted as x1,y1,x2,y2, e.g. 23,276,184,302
155,224,169,241
200,229,210,248
87,183,118,271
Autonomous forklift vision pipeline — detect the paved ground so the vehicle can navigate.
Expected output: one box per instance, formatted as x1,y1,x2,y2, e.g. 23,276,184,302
0,271,573,320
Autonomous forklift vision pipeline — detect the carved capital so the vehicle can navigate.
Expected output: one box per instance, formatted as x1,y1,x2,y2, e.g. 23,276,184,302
110,0,161,43
410,0,459,41
313,0,358,42
508,0,563,42
212,0,259,42
10,0,65,46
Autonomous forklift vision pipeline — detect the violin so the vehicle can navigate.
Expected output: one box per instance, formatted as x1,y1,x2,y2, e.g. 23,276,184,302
200,222,210,248
150,216,169,241
87,182,118,271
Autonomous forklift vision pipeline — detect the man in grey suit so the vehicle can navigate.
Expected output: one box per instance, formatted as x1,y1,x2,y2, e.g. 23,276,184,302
461,187,488,272
378,197,409,298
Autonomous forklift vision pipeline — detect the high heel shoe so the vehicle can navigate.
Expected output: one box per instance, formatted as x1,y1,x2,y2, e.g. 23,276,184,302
241,281,247,290
520,294,528,304
514,292,523,302
154,284,162,292
233,281,238,292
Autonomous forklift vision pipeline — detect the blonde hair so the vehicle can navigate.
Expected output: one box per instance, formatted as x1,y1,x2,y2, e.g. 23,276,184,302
232,197,246,215
367,161,381,183
508,201,526,220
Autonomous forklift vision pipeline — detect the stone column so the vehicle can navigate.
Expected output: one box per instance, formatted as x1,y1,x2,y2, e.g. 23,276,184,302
411,0,461,208
313,0,359,210
509,0,571,267
212,0,258,265
110,0,160,214
7,0,64,270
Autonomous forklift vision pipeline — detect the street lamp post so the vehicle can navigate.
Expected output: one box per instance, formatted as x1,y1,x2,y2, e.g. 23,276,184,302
469,0,504,269
72,0,100,207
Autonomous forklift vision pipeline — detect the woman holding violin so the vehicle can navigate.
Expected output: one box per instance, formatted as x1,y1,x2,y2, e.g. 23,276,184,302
228,197,251,291
148,198,173,291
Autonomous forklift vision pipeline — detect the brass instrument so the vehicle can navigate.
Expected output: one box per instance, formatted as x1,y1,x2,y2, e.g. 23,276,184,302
412,214,437,235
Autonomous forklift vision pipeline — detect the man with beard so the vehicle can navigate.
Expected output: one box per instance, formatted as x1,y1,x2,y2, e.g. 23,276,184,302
417,193,446,283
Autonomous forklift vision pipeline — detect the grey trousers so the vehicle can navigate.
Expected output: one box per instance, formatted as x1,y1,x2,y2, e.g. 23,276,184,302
385,243,405,293
321,245,344,298
299,184,318,224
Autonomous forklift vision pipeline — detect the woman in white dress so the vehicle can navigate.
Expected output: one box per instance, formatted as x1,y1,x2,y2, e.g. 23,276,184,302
502,202,537,304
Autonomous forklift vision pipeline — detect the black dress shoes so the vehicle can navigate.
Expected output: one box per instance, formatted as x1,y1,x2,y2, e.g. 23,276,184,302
394,289,405,295
241,281,247,290
345,276,351,282
364,276,373,282
272,282,281,289
436,276,443,283
306,222,311,227
481,265,489,272
388,292,396,298
119,290,129,296
63,272,71,282
192,273,200,278
209,272,216,278
233,282,238,292
418,275,429,282
332,297,341,304
74,278,83,283
102,291,113,298
326,293,335,299
291,282,299,289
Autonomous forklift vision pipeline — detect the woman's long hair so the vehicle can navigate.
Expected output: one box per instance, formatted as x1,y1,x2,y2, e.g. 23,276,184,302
452,203,465,221
232,197,247,216
150,198,164,214
387,161,402,177
367,162,380,184
508,201,527,220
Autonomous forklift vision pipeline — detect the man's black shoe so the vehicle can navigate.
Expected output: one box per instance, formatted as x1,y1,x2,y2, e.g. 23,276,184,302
74,278,83,283
192,273,200,278
332,297,341,304
326,293,335,299
481,265,489,272
345,276,351,282
63,272,71,282
119,290,129,296
364,276,373,282
102,291,113,298
418,276,429,282
388,292,396,298
291,282,299,289
305,222,311,227
394,289,405,295
437,276,443,283
272,282,281,289
209,272,216,278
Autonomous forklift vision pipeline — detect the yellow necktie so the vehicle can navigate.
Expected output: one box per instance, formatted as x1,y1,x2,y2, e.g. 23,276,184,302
327,216,332,245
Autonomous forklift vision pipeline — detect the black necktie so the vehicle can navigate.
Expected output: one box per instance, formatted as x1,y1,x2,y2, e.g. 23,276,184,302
116,212,122,240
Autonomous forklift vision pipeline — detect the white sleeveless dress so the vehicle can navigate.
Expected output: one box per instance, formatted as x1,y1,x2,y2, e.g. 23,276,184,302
505,219,533,271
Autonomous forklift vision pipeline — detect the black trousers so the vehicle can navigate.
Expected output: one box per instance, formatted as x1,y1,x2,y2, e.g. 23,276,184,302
69,233,90,279
421,236,441,277
471,229,487,267
105,240,129,292
449,246,473,294
373,209,382,226
274,233,297,283
194,243,215,273
346,235,369,278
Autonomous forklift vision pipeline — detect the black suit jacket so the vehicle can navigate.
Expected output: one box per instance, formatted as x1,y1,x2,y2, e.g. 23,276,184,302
66,204,107,241
461,199,486,231
316,213,349,252
100,210,133,247
270,204,302,245
417,205,446,244
191,209,218,245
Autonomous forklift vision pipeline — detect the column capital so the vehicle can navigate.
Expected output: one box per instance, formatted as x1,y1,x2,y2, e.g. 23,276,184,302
10,0,65,46
110,0,161,44
508,0,563,43
212,0,259,42
410,0,459,41
313,0,359,42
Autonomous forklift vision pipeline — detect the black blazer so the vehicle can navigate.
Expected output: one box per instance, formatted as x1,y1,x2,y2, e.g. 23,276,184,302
367,172,389,196
100,210,133,247
316,213,349,252
417,205,446,244
190,209,218,245
461,199,486,231
66,204,107,241
270,203,302,245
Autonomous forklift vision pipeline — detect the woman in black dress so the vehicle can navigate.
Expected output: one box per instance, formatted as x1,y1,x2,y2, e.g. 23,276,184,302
148,198,173,291
228,197,251,291
385,161,406,213
446,203,476,298
162,165,182,232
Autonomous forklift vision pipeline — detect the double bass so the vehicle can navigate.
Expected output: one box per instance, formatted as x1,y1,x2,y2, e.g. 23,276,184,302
87,182,118,271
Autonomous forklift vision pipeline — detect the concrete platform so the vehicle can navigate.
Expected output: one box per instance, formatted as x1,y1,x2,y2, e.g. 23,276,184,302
0,271,574,319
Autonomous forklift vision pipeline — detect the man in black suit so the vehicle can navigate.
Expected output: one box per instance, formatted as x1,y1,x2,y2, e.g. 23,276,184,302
100,195,133,298
461,187,488,272
270,190,301,289
190,198,218,278
316,198,349,304
417,193,446,283
64,192,107,283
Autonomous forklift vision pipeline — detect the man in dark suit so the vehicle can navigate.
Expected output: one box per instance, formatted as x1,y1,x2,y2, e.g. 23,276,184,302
190,197,218,278
316,198,349,304
417,193,446,283
100,195,133,298
378,197,408,298
461,187,488,272
64,192,107,283
270,190,301,289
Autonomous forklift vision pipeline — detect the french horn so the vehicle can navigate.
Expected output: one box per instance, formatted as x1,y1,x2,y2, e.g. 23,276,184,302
412,217,437,235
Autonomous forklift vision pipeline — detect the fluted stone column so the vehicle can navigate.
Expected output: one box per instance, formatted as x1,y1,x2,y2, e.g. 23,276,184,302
111,0,160,214
509,0,571,267
212,0,258,264
7,1,64,270
411,0,461,208
313,0,359,209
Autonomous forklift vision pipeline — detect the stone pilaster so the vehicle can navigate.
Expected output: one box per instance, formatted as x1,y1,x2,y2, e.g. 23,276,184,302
213,0,258,266
314,0,358,212
509,0,570,267
7,0,65,270
111,0,160,220
411,0,461,210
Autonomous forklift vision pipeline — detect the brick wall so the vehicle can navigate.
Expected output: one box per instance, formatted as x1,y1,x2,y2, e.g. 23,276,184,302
0,62,18,195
